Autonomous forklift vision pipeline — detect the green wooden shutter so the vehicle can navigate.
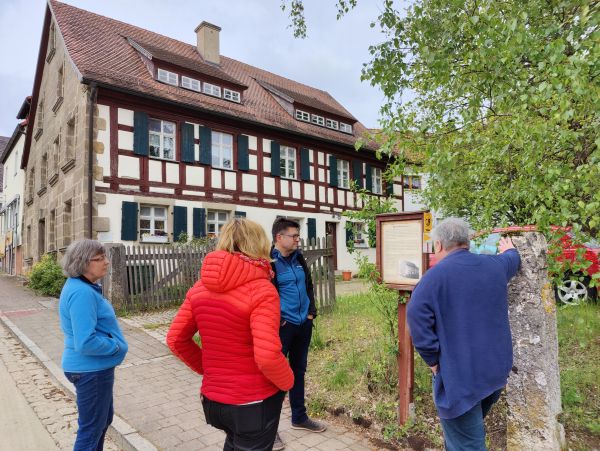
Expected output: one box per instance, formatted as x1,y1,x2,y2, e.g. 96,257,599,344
270,141,281,176
181,123,195,163
234,211,247,217
173,206,187,241
352,160,363,189
237,135,249,171
307,218,316,242
193,208,206,238
365,164,373,192
121,201,138,241
329,155,338,187
133,112,149,156
386,179,395,197
345,223,354,247
199,127,212,165
300,148,310,181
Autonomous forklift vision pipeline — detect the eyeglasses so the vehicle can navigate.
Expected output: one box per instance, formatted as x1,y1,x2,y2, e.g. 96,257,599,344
90,255,108,262
280,234,301,240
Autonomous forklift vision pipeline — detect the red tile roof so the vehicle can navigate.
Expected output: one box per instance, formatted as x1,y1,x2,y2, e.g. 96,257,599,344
50,0,373,149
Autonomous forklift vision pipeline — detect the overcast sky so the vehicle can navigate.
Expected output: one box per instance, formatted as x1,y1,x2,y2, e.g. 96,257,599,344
0,0,397,138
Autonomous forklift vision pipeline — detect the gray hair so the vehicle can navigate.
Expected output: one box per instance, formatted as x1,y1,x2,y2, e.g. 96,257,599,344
62,239,106,278
431,217,471,250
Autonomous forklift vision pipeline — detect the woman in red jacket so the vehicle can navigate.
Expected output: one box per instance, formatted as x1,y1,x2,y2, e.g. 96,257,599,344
167,217,294,450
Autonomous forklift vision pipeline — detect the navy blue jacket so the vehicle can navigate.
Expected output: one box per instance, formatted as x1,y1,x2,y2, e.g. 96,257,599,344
407,248,520,419
271,248,317,325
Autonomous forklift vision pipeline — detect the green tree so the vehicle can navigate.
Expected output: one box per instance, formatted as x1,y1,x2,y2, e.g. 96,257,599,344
282,0,600,240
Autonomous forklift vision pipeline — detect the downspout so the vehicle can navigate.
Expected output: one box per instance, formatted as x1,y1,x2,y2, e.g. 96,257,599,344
87,82,98,239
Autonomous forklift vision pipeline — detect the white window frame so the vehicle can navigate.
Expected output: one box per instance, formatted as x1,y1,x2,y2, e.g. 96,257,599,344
351,222,369,248
149,118,176,161
139,205,168,242
223,88,241,103
157,68,178,86
311,114,324,126
339,122,353,134
326,119,339,130
372,167,383,195
337,159,350,189
211,131,233,170
280,146,296,179
181,76,201,92
203,82,222,97
207,210,229,237
295,110,310,122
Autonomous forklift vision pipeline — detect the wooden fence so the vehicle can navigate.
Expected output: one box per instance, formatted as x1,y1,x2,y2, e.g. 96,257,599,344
103,236,336,312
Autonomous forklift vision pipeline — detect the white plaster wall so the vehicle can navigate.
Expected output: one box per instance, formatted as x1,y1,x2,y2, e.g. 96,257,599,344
242,174,257,193
148,160,162,182
317,151,324,165
403,174,429,212
118,130,133,151
280,180,289,197
118,155,139,179
117,108,134,126
96,104,111,172
304,184,315,202
2,133,26,244
248,135,257,151
186,166,204,186
291,182,300,199
166,162,179,184
96,193,136,243
211,169,222,189
263,177,275,196
249,155,257,171
318,168,325,183
224,172,236,190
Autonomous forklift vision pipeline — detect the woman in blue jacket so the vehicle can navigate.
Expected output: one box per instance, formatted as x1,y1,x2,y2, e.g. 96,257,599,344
59,239,128,451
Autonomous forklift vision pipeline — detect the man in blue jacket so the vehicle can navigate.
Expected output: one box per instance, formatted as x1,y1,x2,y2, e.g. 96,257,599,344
271,217,325,450
407,218,520,450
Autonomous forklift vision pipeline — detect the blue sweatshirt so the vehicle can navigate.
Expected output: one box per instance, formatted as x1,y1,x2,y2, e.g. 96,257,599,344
59,277,128,372
407,248,520,419
271,248,311,325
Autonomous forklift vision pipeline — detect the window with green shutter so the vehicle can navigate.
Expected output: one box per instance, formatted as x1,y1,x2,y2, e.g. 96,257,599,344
193,208,206,238
329,155,338,187
270,141,281,176
199,126,212,165
352,160,363,189
237,135,249,171
173,206,187,241
181,123,195,163
121,201,138,241
307,218,316,243
300,148,310,181
133,112,149,156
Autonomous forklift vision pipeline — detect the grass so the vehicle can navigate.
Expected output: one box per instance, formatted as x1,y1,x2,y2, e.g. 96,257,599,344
305,293,600,449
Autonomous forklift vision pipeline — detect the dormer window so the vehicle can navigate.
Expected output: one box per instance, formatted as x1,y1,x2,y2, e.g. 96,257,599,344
203,82,221,97
311,114,324,126
157,68,178,86
181,76,201,92
326,119,339,130
340,122,353,134
223,88,241,103
295,110,310,122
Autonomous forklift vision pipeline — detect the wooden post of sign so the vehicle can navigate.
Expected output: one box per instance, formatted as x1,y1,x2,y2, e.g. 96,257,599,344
376,211,431,426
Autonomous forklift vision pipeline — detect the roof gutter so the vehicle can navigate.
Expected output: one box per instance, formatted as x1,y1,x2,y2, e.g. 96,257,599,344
82,78,378,154
86,82,98,239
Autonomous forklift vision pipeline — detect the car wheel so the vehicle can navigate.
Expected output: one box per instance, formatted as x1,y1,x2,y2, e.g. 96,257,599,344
556,278,589,306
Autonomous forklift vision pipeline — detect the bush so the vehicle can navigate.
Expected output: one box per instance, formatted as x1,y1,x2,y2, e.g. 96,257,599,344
28,254,66,297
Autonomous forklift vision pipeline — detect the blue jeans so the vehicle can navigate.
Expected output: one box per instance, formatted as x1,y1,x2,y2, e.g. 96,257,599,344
279,318,312,424
65,367,115,451
439,388,503,451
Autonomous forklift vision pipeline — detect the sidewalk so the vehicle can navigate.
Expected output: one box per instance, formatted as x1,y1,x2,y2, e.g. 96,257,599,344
0,275,376,451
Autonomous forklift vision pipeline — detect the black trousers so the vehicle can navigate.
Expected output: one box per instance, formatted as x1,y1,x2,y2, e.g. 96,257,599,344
202,390,285,451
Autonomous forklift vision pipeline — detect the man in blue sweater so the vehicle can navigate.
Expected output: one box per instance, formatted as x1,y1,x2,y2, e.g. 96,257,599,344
407,218,520,450
271,218,325,450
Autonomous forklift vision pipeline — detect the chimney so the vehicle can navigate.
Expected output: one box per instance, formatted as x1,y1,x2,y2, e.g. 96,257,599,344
195,21,221,65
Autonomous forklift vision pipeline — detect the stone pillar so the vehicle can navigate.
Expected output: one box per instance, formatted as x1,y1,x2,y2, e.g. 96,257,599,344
102,243,128,309
507,232,566,450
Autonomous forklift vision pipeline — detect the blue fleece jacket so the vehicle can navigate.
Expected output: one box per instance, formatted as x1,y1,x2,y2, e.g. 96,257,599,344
271,248,311,325
407,248,520,419
59,277,128,372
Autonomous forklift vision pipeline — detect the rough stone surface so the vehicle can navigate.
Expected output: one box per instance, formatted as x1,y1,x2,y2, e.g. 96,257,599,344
507,233,566,450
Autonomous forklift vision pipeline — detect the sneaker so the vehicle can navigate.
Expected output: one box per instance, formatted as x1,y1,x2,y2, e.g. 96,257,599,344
273,432,285,450
291,418,327,433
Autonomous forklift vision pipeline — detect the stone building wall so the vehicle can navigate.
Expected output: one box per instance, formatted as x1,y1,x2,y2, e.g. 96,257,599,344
22,17,95,272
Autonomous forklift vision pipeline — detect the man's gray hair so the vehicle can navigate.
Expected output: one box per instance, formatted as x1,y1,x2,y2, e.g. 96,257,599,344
62,239,105,278
431,217,471,250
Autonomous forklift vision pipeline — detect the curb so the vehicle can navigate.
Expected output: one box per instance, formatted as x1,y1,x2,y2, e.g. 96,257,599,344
0,312,157,451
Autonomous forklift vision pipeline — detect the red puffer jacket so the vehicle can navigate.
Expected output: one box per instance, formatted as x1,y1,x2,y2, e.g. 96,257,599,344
167,250,294,404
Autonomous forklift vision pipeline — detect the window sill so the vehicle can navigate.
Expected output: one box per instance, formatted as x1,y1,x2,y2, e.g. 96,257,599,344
149,155,176,163
46,48,56,63
34,128,43,141
48,173,59,186
37,186,47,196
141,235,169,244
61,159,76,174
52,96,64,113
